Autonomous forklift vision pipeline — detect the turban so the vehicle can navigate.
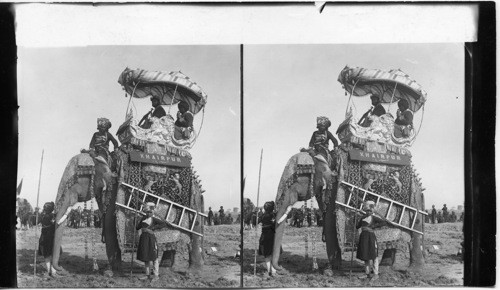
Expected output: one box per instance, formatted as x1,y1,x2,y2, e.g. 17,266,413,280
97,118,112,130
143,202,156,213
150,95,161,101
362,200,375,211
263,201,275,212
43,202,55,213
316,116,331,128
398,99,410,111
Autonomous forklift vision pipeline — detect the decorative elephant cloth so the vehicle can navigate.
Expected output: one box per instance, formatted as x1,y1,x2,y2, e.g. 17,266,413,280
338,110,416,148
125,114,196,150
115,148,193,249
55,153,96,212
335,148,413,253
275,152,315,210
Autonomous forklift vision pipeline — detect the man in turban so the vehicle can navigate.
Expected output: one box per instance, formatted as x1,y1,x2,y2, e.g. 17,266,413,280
139,95,167,129
358,94,386,127
308,116,339,165
89,118,119,164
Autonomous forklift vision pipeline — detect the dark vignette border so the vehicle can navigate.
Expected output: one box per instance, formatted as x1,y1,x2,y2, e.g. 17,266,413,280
464,1,496,287
0,3,17,288
0,2,496,288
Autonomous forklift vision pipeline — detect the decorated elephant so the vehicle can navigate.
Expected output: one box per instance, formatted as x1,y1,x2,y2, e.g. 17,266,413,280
51,145,205,276
271,145,425,273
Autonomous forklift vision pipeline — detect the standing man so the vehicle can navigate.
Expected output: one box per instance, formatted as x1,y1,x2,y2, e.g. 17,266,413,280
431,205,437,224
358,94,386,127
442,204,449,222
207,207,214,226
139,95,167,129
219,206,225,222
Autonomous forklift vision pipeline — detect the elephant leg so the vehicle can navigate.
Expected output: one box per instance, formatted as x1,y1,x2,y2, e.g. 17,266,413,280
103,199,122,273
379,249,397,267
324,199,342,270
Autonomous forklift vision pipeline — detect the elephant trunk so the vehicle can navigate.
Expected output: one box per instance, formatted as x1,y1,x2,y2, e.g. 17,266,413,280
271,204,288,270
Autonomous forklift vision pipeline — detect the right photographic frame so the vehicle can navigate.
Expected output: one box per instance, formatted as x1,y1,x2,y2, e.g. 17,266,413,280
242,43,465,287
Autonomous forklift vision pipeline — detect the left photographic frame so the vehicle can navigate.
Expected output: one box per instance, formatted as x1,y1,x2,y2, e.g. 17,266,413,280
16,45,242,287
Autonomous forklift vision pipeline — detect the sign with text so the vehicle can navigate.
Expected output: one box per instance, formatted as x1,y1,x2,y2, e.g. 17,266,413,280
130,151,191,168
349,149,410,166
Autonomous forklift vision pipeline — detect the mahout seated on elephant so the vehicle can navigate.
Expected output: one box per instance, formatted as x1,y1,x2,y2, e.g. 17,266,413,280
307,116,339,169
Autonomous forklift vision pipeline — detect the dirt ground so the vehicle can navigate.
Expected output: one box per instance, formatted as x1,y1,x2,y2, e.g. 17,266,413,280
16,224,241,288
243,222,464,287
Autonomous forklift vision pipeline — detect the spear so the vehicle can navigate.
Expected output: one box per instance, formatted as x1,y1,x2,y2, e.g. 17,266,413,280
253,149,263,276
34,149,44,277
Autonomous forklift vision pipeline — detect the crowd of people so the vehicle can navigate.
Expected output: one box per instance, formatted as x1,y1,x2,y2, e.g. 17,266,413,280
426,204,464,224
65,207,102,229
206,206,239,226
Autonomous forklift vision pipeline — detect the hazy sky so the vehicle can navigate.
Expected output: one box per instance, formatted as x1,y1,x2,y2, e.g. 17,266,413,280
243,44,465,210
16,43,466,214
17,45,240,210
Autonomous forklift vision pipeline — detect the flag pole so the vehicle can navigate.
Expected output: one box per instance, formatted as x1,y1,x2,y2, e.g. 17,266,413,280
253,149,263,276
34,149,44,277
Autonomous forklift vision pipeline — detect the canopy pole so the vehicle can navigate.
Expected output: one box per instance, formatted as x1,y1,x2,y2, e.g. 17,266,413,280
33,149,44,278
345,80,359,118
168,83,179,115
253,149,263,276
414,104,425,141
125,81,141,120
387,82,398,113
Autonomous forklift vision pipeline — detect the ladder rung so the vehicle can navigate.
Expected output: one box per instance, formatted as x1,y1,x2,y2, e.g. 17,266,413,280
190,212,198,231
386,203,393,219
398,206,406,224
410,212,417,229
346,192,352,206
341,181,428,216
116,202,205,237
126,189,135,207
165,204,172,222
178,208,186,226
121,182,208,218
119,182,208,237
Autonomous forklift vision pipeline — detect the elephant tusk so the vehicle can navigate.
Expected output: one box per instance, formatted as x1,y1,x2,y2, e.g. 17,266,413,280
277,205,293,224
277,215,287,224
57,207,73,225
57,215,67,225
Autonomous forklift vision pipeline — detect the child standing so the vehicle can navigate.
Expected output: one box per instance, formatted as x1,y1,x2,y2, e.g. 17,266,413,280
356,200,386,281
258,201,277,276
136,202,167,281
38,202,58,277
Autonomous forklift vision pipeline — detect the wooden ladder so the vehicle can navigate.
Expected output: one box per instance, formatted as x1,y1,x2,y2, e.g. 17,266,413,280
116,182,207,237
336,181,427,235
